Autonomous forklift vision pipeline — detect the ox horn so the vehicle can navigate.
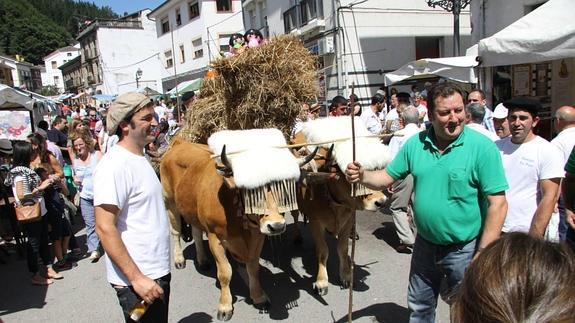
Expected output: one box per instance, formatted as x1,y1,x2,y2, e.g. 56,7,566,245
325,144,335,169
298,146,318,167
218,145,233,177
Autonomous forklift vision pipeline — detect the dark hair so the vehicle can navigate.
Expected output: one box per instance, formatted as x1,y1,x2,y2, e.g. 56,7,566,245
244,28,263,41
11,141,33,167
37,120,49,131
52,115,65,128
158,120,169,134
27,133,50,164
371,93,385,105
469,88,486,100
397,92,411,106
329,95,348,110
229,33,244,46
453,232,575,323
427,83,465,113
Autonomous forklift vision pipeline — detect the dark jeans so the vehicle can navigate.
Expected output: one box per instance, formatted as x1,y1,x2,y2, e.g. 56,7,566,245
24,216,52,273
112,273,171,323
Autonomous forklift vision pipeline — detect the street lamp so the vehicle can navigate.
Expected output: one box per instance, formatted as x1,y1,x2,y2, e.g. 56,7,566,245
135,68,143,89
426,0,471,56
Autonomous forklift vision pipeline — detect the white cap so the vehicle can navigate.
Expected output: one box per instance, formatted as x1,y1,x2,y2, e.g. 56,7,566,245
492,103,508,119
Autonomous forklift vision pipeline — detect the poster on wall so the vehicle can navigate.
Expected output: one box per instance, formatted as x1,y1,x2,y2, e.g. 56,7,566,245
512,65,531,96
0,110,32,140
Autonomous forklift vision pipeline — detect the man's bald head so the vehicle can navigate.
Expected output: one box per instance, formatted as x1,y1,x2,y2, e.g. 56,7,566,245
555,105,575,132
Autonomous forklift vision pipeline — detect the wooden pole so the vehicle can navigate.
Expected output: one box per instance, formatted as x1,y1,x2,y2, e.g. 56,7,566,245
348,82,356,323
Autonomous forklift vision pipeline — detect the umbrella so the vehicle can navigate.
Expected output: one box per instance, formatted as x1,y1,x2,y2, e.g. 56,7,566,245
384,56,478,86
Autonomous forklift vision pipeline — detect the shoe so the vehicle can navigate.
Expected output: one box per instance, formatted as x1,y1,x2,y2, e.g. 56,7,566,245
31,275,54,285
53,260,76,271
88,251,101,263
396,244,414,254
46,267,63,280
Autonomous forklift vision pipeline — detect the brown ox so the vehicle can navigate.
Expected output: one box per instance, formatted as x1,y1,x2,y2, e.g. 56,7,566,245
292,132,387,295
160,138,288,321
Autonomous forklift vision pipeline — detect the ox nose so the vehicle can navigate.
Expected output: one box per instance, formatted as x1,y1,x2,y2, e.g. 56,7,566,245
375,199,385,208
267,222,286,235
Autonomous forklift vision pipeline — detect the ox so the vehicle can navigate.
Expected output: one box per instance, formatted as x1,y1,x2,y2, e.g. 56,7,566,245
161,135,314,320
292,118,390,295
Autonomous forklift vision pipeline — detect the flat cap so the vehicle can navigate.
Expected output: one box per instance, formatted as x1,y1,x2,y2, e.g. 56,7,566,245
503,97,542,116
181,91,195,103
107,92,152,135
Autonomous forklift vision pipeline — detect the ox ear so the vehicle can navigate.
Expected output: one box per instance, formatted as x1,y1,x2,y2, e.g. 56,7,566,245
299,170,340,185
298,146,318,167
216,145,234,177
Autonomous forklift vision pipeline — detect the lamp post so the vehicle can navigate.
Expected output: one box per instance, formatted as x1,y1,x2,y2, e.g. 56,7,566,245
135,68,143,89
426,0,471,56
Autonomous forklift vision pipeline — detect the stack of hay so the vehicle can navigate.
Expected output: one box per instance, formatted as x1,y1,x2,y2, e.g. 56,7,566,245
179,35,319,143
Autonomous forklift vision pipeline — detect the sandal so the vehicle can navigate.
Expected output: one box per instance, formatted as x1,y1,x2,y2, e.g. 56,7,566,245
31,275,54,286
46,267,63,280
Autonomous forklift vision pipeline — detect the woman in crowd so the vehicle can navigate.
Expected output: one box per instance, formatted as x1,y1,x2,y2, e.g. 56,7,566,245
28,133,73,271
69,129,102,262
4,141,62,284
452,232,575,323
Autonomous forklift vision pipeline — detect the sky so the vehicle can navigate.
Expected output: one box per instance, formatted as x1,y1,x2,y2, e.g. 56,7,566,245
85,0,166,16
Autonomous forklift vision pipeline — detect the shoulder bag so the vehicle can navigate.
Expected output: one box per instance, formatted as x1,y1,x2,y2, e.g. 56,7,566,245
15,198,41,223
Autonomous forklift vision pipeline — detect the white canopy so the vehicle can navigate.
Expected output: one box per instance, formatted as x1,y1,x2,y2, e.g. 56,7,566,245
384,56,478,86
478,0,575,67
0,84,34,110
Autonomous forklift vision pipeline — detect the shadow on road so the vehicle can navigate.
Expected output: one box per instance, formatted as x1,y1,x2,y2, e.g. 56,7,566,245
177,312,214,323
333,302,410,323
372,221,401,250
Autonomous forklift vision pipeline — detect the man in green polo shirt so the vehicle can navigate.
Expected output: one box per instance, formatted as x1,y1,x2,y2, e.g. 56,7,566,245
563,146,575,250
346,83,508,322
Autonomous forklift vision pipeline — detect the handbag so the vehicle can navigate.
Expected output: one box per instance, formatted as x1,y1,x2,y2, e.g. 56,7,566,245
14,198,41,223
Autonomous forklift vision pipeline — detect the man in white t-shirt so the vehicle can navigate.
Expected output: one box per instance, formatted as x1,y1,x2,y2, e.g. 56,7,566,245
361,93,385,134
387,107,422,253
496,97,564,239
411,92,428,124
468,89,495,133
465,102,499,141
94,92,171,322
551,105,575,241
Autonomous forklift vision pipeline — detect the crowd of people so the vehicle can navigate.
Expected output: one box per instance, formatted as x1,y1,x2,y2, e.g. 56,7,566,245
1,81,574,322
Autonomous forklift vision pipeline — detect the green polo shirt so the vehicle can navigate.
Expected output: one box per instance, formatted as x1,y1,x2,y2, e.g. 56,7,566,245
386,126,508,245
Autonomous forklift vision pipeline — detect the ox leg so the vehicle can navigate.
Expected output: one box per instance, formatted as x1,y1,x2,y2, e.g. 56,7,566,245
192,225,210,270
338,214,354,289
291,210,303,245
246,234,270,309
207,233,234,321
310,220,329,296
166,206,186,269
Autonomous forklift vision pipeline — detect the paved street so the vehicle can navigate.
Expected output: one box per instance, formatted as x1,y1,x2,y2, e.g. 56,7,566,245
0,210,449,323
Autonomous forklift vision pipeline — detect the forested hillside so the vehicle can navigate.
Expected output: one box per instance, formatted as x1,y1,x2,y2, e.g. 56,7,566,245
0,0,118,65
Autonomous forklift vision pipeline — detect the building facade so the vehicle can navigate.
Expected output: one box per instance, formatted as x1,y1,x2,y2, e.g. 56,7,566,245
243,0,472,105
60,56,82,94
76,9,163,95
148,0,244,91
42,45,80,93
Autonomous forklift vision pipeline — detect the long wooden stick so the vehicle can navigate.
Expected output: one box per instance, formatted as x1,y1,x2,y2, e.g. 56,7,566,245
209,133,403,159
348,82,357,323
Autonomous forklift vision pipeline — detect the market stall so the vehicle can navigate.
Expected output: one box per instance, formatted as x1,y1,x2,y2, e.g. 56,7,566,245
0,84,37,140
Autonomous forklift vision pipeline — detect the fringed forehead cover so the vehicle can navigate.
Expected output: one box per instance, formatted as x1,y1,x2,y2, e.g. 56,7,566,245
208,129,300,215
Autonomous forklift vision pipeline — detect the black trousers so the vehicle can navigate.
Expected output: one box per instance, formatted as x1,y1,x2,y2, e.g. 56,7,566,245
113,273,171,323
24,216,51,273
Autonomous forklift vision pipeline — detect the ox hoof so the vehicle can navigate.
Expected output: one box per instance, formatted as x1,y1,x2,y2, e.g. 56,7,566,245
217,309,233,321
313,283,329,296
174,261,186,269
341,279,350,289
254,300,271,312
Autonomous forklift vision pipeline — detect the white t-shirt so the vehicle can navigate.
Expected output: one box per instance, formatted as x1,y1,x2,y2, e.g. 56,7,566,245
551,127,575,165
496,136,565,234
412,104,429,122
93,145,170,286
385,108,401,133
467,123,499,142
360,107,383,135
388,123,421,158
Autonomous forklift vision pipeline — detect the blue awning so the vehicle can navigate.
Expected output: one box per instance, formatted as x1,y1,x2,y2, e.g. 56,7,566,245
57,93,74,100
91,94,117,102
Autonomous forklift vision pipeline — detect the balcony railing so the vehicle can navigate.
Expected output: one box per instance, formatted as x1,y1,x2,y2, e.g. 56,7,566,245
283,0,324,33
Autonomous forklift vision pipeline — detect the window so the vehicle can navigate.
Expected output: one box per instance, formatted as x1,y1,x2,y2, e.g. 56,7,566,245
161,17,170,34
248,9,256,28
63,60,67,63
176,9,182,26
216,0,232,12
189,1,200,20
53,75,59,84
51,61,57,69
67,52,73,57
192,38,203,59
179,44,185,63
415,37,440,60
165,50,173,68
218,34,233,53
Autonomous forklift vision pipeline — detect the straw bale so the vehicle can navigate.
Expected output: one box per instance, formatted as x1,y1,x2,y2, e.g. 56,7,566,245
182,35,318,143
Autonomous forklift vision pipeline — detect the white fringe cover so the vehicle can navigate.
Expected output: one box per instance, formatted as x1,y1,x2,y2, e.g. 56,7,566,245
302,117,392,174
208,129,300,214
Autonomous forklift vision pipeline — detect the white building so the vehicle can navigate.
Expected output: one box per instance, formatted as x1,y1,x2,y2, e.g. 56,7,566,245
76,9,164,95
148,0,244,91
42,45,80,93
242,0,472,105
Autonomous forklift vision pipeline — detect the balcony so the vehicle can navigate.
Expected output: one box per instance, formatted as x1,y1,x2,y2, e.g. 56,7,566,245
283,0,324,35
